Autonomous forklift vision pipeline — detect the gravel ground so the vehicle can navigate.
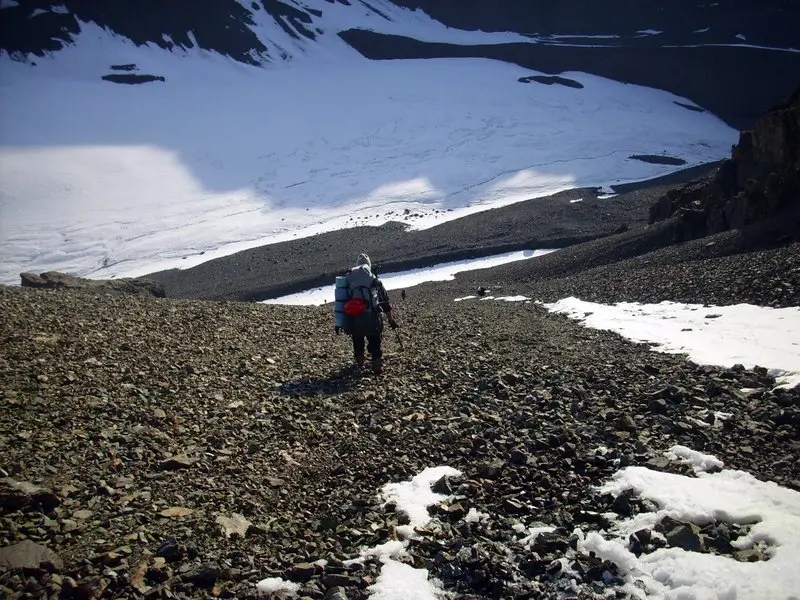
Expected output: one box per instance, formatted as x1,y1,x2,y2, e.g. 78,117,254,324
419,210,800,309
1,276,798,599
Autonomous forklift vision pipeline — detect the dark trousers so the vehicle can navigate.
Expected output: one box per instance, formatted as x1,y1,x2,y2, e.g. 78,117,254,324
352,334,382,361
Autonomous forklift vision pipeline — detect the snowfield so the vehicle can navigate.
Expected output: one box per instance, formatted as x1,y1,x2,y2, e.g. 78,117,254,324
0,16,737,284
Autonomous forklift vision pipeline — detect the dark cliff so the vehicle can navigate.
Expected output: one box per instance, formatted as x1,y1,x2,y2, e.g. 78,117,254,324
650,87,800,240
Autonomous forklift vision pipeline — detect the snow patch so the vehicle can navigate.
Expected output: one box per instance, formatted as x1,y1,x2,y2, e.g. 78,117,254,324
255,577,301,598
381,466,461,529
666,445,724,474
544,298,800,388
584,448,800,599
465,508,489,523
367,560,442,600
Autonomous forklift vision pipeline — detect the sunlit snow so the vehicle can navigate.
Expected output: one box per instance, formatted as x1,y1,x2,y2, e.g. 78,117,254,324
582,445,800,600
545,298,800,388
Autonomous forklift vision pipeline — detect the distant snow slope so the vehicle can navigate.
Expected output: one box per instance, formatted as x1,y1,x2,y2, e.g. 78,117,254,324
0,6,738,284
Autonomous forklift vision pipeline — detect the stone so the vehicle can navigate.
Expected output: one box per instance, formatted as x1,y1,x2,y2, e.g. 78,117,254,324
645,456,670,470
532,531,569,554
0,541,64,573
183,562,220,588
159,507,195,517
0,479,60,512
510,449,529,465
155,539,183,563
322,573,352,587
215,513,252,538
618,414,637,431
160,455,196,471
325,587,348,600
502,498,525,513
665,524,703,552
288,562,317,582
734,548,765,562
477,459,505,479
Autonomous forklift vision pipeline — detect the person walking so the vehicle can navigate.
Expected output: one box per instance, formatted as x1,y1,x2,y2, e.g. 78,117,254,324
336,253,398,374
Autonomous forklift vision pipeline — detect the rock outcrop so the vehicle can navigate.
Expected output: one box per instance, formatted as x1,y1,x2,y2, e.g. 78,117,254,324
19,271,166,298
650,86,800,241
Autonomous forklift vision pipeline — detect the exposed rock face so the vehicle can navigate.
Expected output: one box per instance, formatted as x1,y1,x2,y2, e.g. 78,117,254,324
650,87,800,241
19,271,166,298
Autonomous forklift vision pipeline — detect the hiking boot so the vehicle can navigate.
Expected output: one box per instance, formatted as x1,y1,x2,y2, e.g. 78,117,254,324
354,355,365,367
371,358,382,375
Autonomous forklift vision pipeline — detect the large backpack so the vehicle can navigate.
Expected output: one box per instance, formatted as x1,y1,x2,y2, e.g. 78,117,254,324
334,264,383,336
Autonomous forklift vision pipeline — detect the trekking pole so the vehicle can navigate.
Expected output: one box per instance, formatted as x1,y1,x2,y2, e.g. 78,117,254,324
394,327,404,351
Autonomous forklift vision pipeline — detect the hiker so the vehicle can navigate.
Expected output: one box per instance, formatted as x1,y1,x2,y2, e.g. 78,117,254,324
335,253,398,374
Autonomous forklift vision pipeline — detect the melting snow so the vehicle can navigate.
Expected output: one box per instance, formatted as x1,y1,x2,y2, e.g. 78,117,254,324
582,445,800,600
254,577,301,598
544,298,800,388
367,560,441,600
666,445,724,474
380,466,461,530
338,467,460,598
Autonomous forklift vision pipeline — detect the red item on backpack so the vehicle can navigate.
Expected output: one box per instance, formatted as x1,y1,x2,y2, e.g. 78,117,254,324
343,298,367,316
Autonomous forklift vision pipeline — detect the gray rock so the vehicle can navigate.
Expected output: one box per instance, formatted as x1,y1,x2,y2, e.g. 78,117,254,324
477,459,505,479
322,573,352,587
0,541,64,573
665,524,703,552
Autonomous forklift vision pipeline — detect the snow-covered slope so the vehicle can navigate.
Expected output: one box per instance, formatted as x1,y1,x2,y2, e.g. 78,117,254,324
0,1,741,284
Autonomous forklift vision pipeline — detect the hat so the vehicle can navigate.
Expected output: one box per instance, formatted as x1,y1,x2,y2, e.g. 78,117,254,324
356,253,371,268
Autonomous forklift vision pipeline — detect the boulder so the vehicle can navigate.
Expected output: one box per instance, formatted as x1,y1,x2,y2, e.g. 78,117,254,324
0,541,63,573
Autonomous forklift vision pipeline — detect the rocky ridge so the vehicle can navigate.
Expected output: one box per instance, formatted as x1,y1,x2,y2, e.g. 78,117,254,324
20,272,165,298
650,86,800,241
1,281,798,599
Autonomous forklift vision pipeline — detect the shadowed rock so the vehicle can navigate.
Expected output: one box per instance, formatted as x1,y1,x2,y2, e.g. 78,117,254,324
650,86,800,242
102,73,165,84
518,74,584,89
